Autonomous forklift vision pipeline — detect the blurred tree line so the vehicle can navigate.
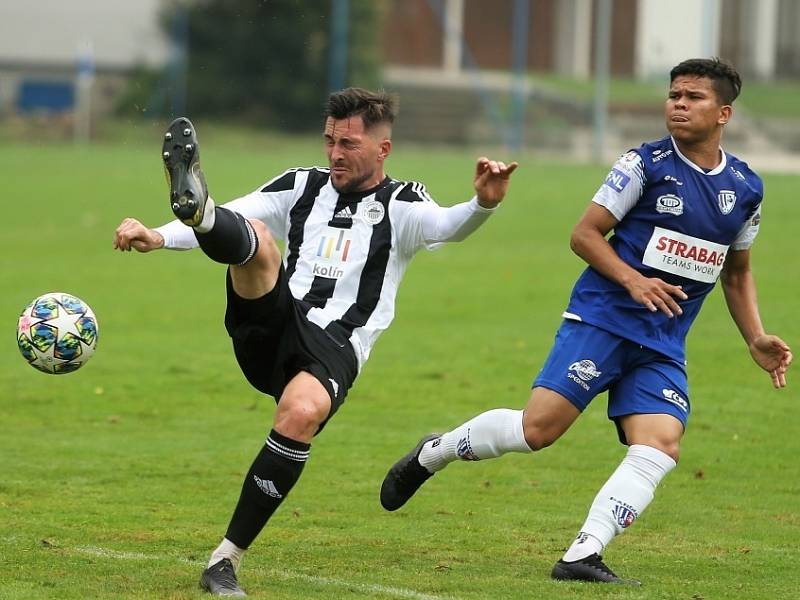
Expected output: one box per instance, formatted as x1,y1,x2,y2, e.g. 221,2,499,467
120,0,383,131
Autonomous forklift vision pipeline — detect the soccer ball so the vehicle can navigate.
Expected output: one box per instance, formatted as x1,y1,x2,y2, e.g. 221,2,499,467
17,292,99,374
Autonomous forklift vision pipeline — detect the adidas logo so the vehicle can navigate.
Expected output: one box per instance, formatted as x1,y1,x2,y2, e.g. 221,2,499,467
333,206,354,220
253,475,282,498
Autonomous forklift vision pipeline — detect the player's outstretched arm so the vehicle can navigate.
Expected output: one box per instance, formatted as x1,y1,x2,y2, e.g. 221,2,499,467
113,218,165,253
720,248,792,388
473,156,518,208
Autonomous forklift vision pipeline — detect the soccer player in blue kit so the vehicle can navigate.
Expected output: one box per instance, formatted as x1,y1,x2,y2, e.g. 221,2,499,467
380,58,793,584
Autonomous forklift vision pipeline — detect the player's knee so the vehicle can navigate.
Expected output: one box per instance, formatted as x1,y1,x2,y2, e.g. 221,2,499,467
521,421,560,451
247,219,281,265
274,393,330,440
659,441,680,463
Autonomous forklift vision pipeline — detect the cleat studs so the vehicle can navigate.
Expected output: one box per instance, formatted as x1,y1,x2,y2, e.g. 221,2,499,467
187,199,196,207
163,151,170,160
172,202,180,211
183,128,191,136
164,132,172,140
185,143,193,152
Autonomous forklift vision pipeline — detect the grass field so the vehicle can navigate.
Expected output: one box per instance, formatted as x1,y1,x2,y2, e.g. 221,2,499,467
1,125,798,599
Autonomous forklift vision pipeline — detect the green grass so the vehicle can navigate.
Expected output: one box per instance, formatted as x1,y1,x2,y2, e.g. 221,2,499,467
1,129,798,599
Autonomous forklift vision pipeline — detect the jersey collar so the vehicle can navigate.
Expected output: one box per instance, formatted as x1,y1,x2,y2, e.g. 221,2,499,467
670,136,727,175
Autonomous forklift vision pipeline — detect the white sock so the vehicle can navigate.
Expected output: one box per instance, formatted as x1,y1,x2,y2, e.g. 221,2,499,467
562,444,676,562
418,409,531,473
208,537,245,572
194,195,217,233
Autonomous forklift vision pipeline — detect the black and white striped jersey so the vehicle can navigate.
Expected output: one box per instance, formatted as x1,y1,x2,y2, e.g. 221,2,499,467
156,166,496,370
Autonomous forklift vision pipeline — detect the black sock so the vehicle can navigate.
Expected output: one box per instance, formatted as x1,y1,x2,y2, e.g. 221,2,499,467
194,207,259,265
224,430,310,549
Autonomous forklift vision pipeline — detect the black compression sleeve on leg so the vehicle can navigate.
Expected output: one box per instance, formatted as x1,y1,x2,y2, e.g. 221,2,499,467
224,430,311,549
194,207,259,265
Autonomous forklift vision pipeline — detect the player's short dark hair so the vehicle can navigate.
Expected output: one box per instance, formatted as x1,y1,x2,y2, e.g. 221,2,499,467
670,58,742,105
325,88,397,130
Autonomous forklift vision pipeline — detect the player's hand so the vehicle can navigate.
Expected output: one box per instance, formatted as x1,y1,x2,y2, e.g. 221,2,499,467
113,218,164,253
626,275,688,318
474,156,519,208
749,334,792,388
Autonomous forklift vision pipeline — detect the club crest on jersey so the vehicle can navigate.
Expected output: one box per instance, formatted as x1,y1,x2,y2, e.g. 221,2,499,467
717,190,737,215
655,194,683,216
362,200,385,225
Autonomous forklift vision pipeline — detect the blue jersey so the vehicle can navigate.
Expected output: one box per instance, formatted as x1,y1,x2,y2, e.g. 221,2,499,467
564,136,763,361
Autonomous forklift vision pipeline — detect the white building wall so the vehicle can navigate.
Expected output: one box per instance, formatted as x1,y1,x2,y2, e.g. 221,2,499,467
0,0,169,70
634,0,721,79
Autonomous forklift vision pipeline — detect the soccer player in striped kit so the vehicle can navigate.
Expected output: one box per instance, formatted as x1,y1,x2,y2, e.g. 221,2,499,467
381,58,792,585
114,87,517,595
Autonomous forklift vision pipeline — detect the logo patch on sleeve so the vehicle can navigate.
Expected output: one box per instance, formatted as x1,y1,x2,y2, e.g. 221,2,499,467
604,168,631,193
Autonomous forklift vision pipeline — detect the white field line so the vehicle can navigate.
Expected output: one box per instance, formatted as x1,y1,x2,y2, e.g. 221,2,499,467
74,545,453,600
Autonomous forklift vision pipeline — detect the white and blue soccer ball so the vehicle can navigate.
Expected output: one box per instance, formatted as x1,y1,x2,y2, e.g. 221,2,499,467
17,292,99,374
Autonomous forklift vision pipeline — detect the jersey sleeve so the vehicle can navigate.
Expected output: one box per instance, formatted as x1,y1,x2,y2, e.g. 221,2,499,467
223,168,306,242
730,204,761,250
591,150,646,221
391,181,495,254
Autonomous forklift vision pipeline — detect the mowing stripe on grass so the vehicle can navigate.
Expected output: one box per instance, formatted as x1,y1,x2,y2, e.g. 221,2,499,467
75,546,451,600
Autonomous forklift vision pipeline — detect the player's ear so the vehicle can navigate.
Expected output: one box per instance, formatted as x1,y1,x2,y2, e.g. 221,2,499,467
718,104,732,126
378,137,392,162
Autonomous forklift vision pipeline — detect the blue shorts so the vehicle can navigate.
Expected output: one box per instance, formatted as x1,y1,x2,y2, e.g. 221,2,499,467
533,320,689,439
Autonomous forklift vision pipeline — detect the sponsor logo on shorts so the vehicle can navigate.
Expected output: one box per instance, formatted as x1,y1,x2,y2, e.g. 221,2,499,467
611,498,637,528
662,388,688,412
656,194,684,216
567,359,602,391
328,378,340,398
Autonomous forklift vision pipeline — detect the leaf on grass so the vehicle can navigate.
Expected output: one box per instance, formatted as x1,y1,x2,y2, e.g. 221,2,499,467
694,469,705,479
434,563,451,571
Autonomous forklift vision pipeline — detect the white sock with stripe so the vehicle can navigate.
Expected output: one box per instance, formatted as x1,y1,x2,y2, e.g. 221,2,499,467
418,409,531,473
562,444,676,562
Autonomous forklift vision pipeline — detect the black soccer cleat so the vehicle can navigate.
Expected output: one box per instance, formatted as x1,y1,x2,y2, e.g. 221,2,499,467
162,117,208,227
380,434,440,511
199,558,246,597
551,553,641,585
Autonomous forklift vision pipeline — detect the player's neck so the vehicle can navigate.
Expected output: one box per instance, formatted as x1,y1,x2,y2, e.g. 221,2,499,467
672,136,722,171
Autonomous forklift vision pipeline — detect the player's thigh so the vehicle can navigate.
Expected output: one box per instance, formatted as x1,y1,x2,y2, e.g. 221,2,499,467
525,321,628,449
609,358,689,460
229,219,282,300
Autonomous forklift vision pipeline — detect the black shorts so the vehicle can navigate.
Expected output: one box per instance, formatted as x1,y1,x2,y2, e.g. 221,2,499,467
223,265,358,425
